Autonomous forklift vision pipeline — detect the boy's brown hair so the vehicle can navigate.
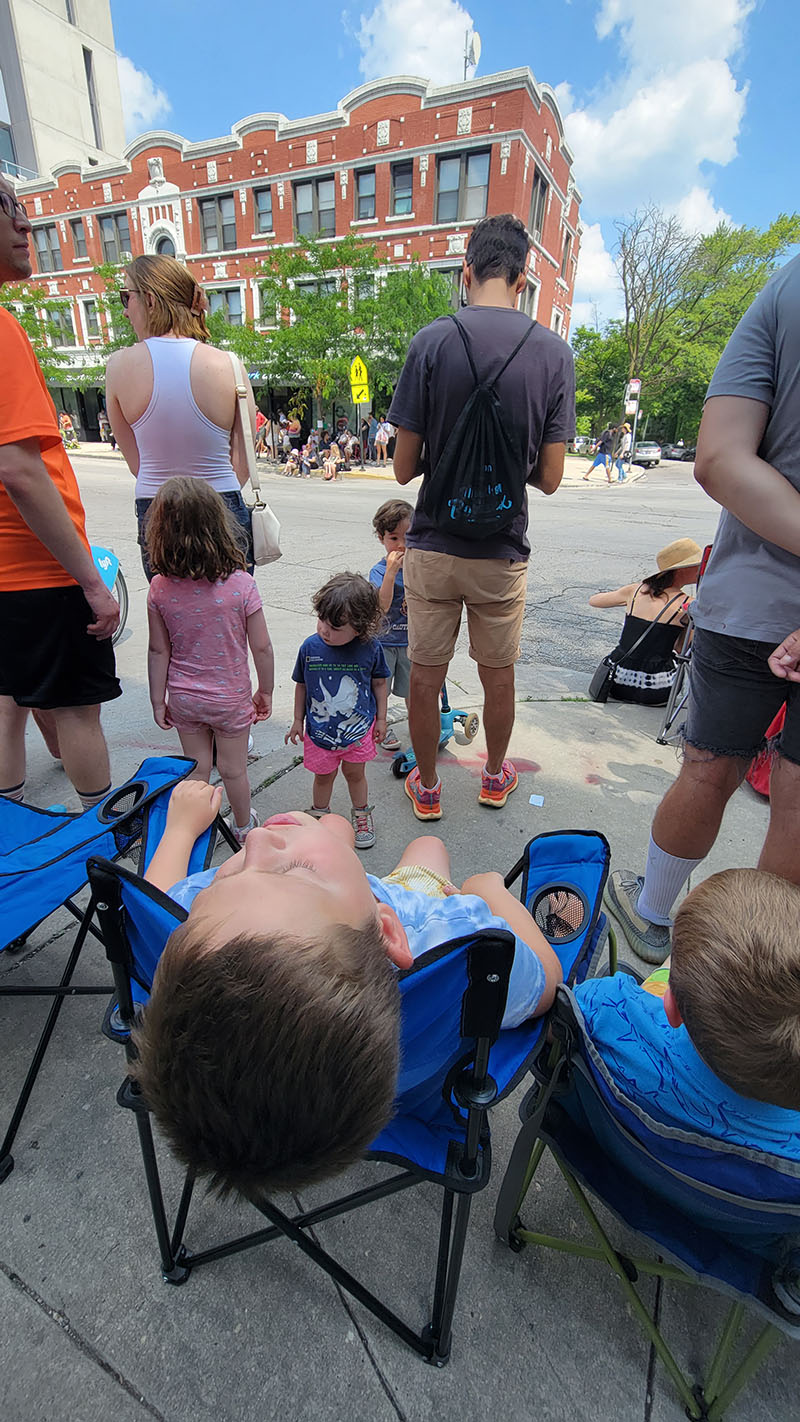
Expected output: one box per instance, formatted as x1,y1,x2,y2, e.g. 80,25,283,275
313,571,382,641
372,499,414,539
132,915,401,1200
145,477,247,582
670,869,800,1110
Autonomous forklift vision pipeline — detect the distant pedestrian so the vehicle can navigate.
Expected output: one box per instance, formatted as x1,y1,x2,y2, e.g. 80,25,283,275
583,425,615,482
367,413,378,462
613,422,632,481
375,417,392,466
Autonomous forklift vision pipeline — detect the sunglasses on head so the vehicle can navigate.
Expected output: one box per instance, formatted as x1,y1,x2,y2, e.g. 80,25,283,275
0,191,28,222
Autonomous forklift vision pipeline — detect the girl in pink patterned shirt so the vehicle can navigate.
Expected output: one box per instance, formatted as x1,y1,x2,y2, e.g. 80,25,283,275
145,477,274,843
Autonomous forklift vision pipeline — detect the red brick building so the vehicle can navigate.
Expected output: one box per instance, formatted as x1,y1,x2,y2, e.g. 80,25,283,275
15,67,581,434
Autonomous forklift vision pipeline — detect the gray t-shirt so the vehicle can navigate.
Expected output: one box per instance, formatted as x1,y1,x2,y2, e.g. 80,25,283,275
387,306,575,562
694,253,800,642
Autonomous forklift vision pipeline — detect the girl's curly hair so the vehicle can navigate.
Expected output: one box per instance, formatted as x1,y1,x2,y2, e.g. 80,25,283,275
312,572,382,642
145,477,247,581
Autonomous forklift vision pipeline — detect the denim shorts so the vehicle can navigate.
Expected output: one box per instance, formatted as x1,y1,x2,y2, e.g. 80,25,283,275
685,627,799,764
135,488,253,581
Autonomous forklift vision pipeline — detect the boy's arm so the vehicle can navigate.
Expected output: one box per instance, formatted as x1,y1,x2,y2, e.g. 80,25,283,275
247,608,274,719
147,603,172,730
144,782,223,893
460,872,562,1014
372,676,388,743
378,551,403,611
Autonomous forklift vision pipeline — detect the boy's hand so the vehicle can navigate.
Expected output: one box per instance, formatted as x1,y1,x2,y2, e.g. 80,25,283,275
373,716,387,744
166,781,223,838
152,701,172,730
285,718,304,745
386,549,404,575
769,627,800,682
253,690,272,721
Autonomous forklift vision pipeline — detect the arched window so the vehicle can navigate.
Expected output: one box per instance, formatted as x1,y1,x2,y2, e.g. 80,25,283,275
155,235,175,257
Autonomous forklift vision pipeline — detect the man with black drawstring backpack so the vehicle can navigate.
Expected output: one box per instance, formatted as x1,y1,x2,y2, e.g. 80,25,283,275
389,213,575,822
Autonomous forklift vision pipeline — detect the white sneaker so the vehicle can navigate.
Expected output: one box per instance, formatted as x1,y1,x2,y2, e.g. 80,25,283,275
225,810,260,845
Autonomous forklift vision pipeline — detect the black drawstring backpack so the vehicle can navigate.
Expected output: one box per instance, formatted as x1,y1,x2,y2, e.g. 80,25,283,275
420,315,536,539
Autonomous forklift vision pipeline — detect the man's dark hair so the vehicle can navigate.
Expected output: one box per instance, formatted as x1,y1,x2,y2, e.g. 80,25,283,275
313,571,383,641
465,214,532,285
372,498,414,539
132,916,401,1201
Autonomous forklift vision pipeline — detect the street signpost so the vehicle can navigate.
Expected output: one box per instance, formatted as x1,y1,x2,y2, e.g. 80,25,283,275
349,356,371,469
625,378,642,464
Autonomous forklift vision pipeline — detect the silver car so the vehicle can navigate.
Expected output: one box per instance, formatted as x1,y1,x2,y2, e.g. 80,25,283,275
633,441,661,469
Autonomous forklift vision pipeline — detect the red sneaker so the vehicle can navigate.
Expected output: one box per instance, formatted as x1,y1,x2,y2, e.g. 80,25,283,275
404,767,442,821
478,761,519,808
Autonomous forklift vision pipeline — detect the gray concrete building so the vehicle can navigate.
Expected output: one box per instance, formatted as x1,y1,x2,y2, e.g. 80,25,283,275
0,0,125,180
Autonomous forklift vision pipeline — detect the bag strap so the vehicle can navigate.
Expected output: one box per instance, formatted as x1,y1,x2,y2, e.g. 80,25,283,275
451,315,536,392
227,350,262,498
607,591,685,666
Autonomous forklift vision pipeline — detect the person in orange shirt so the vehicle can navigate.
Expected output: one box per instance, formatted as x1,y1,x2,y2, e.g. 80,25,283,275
0,173,120,808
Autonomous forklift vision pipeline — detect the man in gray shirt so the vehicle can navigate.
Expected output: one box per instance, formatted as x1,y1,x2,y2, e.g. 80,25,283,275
607,254,800,961
389,213,574,823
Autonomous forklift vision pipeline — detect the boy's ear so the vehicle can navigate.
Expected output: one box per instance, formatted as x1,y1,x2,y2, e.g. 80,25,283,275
376,903,413,969
663,986,683,1030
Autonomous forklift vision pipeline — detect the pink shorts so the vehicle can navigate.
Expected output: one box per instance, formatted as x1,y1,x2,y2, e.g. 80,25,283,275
303,726,376,773
168,689,254,738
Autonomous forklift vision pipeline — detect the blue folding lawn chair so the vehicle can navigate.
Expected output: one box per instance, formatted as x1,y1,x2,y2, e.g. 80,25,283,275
0,755,204,1183
494,988,800,1419
88,827,611,1363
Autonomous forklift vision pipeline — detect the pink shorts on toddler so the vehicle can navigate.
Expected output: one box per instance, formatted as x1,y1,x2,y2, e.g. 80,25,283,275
303,725,376,774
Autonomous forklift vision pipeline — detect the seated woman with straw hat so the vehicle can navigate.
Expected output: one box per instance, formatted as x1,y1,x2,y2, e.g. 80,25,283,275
588,539,703,705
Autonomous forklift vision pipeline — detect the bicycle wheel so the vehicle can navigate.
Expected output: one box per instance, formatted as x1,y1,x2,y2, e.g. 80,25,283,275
112,568,128,646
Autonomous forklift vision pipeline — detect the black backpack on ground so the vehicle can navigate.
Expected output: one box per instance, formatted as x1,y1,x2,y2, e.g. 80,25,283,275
420,314,536,540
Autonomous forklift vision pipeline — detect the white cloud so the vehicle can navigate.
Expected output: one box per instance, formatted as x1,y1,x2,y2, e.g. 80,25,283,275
672,185,733,235
117,55,171,141
594,0,753,70
354,0,476,84
572,222,623,328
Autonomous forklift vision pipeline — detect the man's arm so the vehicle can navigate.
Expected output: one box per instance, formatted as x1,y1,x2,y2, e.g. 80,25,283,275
528,441,566,495
392,427,423,486
769,627,800,683
694,396,800,557
0,437,119,637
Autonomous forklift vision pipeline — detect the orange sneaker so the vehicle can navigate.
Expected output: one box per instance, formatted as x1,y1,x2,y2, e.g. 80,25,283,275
478,761,518,808
404,767,442,821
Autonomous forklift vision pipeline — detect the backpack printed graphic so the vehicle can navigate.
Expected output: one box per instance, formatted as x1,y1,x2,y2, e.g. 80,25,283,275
421,316,536,540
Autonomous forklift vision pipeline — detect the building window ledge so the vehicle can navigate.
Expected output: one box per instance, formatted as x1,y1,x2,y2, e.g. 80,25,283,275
71,258,92,266
250,230,276,240
556,276,570,290
352,217,379,226
385,211,415,222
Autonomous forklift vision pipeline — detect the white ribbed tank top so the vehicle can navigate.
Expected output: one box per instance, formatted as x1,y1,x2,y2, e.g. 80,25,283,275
132,338,239,498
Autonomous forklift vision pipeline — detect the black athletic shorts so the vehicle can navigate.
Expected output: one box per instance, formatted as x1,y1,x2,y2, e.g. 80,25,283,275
685,627,799,765
0,585,122,709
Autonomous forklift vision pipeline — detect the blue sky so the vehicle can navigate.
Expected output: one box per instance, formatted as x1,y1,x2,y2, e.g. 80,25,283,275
111,0,799,325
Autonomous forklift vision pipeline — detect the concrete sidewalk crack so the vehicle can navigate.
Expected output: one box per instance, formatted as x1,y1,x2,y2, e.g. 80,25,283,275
0,1260,167,1420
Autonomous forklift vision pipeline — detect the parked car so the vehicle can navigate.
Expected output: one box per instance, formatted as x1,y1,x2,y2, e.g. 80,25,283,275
633,441,661,469
661,443,697,461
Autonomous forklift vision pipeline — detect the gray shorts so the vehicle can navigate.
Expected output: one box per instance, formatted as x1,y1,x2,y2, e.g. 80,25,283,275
382,644,411,699
685,627,799,765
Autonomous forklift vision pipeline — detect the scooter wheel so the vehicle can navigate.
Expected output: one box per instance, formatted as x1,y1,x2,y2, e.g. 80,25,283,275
454,712,480,744
392,758,410,779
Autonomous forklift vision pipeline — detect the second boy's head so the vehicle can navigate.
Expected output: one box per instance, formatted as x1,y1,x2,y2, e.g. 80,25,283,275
133,811,413,1200
312,571,382,645
666,868,800,1110
373,499,414,554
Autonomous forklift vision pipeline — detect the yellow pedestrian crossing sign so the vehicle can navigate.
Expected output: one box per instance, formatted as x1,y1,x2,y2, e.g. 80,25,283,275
350,356,370,405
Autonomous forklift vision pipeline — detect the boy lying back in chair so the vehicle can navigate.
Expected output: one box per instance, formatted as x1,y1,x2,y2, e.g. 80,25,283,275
134,781,562,1200
575,869,800,1153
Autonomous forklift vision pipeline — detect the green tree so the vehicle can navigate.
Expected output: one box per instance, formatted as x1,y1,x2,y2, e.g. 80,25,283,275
571,322,629,433
0,279,79,383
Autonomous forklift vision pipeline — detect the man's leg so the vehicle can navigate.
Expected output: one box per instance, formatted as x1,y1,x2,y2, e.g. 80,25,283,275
50,704,112,808
0,696,29,800
408,660,448,788
759,754,800,884
32,707,61,759
478,662,516,776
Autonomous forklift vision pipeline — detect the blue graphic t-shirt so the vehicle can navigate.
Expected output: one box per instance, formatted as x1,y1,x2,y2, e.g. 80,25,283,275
292,634,390,750
369,559,408,647
574,974,800,1159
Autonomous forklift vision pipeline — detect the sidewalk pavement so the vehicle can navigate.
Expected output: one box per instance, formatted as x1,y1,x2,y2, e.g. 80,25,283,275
2,465,791,1422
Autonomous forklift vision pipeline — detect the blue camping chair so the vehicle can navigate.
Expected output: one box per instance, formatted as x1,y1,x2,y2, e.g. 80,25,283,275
88,827,611,1363
493,988,800,1419
0,755,210,1183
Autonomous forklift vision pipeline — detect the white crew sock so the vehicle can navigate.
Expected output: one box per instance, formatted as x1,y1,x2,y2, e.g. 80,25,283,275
636,834,704,926
0,781,24,803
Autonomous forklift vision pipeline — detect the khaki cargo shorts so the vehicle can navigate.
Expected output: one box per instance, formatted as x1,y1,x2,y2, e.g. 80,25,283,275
403,549,528,668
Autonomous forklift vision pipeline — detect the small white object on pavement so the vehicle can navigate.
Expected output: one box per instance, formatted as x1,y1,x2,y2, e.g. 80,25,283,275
529,794,545,807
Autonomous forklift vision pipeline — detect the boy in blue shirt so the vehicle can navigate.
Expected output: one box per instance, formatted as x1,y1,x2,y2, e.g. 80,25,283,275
369,499,414,753
134,779,562,1200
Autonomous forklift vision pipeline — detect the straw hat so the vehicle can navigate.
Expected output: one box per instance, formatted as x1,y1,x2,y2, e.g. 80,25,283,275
656,538,703,573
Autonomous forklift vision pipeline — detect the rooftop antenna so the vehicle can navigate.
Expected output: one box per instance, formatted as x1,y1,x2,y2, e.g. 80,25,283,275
463,29,481,81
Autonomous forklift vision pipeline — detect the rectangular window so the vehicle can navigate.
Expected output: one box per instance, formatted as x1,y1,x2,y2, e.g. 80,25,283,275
83,298,100,338
209,288,242,325
560,233,572,280
82,47,102,150
254,186,273,233
355,169,376,221
99,212,130,264
435,149,489,224
71,218,87,258
519,280,539,320
65,0,75,21
293,176,336,238
530,171,547,242
551,309,564,335
33,225,63,273
391,160,413,216
47,308,75,346
198,194,236,252
431,265,462,312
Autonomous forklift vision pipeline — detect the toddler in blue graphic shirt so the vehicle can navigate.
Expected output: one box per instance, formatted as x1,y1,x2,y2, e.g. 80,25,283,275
369,499,414,753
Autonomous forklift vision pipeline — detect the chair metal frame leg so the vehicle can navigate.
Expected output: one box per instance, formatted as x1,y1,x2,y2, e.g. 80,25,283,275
656,632,691,746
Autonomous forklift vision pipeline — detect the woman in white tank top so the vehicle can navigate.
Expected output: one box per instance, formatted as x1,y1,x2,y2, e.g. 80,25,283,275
105,254,258,579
